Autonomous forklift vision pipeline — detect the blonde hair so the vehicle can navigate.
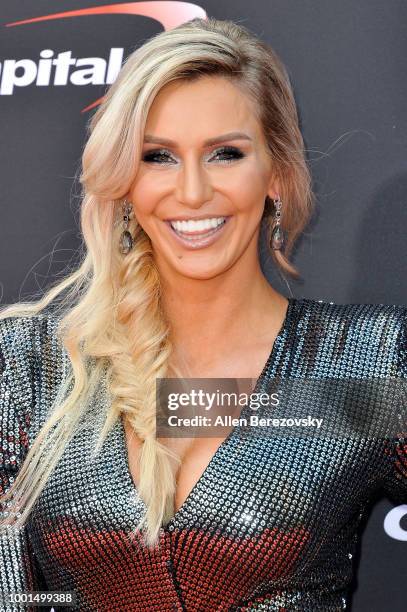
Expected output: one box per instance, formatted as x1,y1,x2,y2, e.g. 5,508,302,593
0,17,314,548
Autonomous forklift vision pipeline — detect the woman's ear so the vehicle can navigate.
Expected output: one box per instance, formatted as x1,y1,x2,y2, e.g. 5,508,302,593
267,174,280,202
267,189,280,202
122,191,132,201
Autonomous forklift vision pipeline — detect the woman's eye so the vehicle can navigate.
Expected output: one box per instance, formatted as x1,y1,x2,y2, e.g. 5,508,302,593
210,146,245,163
142,149,175,164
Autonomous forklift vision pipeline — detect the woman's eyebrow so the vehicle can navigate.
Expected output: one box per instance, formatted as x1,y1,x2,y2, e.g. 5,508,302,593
143,132,253,146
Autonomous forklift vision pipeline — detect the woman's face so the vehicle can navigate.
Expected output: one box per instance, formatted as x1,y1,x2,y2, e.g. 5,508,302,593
126,75,279,280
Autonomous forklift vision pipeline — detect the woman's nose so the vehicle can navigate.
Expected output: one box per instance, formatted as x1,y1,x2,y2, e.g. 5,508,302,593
175,158,213,208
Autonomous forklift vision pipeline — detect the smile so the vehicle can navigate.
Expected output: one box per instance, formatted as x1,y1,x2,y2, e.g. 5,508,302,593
170,216,226,233
165,216,230,250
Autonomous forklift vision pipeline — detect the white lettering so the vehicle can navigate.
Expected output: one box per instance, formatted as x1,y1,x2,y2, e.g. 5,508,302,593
71,58,107,85
37,49,54,86
53,51,76,86
0,48,125,95
106,48,124,83
0,58,37,95
383,504,407,541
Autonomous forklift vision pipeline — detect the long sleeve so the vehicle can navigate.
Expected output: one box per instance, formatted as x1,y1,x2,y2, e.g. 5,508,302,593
382,306,407,503
0,316,47,610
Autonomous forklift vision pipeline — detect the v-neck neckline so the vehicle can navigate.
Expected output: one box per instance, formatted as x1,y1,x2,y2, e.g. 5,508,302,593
118,296,299,532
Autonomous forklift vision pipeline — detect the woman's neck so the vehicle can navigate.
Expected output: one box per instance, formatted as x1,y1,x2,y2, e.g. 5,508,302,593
159,262,287,372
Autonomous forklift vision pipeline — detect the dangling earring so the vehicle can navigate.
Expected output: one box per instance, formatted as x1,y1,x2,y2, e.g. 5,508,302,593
271,195,284,250
119,199,134,255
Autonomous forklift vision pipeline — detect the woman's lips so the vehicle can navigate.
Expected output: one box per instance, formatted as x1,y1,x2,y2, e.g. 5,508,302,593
165,217,230,250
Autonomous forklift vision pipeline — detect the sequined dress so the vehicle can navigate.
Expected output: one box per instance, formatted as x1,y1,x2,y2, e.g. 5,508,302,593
0,297,406,611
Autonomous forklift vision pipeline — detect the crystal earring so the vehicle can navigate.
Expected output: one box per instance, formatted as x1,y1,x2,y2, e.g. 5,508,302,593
271,195,284,250
119,199,134,255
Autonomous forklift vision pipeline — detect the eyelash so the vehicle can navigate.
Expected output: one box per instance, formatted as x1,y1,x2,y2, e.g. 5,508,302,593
142,146,245,165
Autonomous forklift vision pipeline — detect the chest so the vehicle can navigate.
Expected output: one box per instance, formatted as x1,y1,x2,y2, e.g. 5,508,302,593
123,415,231,514
123,344,279,514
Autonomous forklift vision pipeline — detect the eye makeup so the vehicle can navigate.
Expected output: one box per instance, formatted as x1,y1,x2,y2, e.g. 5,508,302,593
141,145,246,165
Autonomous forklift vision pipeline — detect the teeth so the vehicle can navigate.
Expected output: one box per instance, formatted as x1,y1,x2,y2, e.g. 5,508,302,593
170,217,226,233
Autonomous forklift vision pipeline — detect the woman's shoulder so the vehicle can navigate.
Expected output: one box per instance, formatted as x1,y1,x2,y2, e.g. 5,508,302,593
0,310,59,340
296,296,405,338
296,295,406,323
0,311,66,388
0,312,67,465
292,297,406,376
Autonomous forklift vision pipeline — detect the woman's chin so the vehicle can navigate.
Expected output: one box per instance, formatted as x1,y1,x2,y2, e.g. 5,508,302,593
162,254,233,280
173,264,229,281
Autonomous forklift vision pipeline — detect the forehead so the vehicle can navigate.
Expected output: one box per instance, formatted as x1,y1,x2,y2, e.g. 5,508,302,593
144,75,264,143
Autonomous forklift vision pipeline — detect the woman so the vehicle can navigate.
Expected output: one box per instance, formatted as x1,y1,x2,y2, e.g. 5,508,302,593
0,16,406,612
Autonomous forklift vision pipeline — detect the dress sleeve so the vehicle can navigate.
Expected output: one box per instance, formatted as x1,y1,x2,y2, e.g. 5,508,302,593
381,306,407,504
0,316,47,609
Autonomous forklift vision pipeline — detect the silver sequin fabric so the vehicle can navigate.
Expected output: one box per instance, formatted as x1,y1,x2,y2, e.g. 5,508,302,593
0,297,406,611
